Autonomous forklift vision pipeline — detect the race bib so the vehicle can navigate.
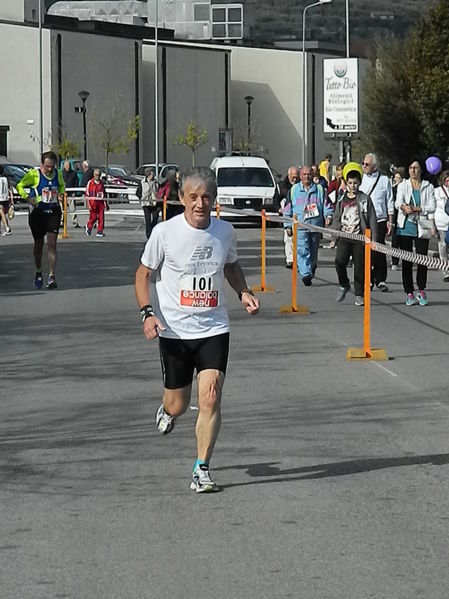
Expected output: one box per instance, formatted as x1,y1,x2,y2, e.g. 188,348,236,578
303,202,319,219
180,274,219,308
41,187,59,203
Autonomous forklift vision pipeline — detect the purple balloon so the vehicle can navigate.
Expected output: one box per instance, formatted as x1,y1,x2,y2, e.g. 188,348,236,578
425,156,442,175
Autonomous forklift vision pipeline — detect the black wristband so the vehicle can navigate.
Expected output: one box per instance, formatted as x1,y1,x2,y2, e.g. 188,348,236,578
140,304,155,322
238,288,254,301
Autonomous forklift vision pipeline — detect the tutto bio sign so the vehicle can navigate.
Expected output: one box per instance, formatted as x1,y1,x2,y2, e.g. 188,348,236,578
323,58,359,134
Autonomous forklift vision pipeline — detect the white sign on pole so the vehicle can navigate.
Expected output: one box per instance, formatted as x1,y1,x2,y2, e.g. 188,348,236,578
323,58,359,133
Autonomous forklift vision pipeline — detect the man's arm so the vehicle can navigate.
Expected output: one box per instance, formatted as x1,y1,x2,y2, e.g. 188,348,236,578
16,169,38,201
224,261,259,315
134,263,166,339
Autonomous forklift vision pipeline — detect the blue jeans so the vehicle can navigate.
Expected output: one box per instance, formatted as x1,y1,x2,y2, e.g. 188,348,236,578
297,230,321,278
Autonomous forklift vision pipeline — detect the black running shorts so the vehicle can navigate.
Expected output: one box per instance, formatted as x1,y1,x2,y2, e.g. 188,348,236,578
159,332,230,390
29,204,62,239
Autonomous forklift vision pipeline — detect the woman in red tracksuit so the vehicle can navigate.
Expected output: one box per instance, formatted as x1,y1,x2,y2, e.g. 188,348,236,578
85,168,108,237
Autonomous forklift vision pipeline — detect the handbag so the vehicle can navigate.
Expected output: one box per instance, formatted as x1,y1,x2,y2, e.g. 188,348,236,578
417,215,433,239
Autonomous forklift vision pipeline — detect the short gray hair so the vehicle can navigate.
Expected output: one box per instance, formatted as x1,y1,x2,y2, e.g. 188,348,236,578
364,153,377,167
179,167,217,197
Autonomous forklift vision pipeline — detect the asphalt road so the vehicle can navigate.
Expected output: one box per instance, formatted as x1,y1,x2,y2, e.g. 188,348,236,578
1,210,449,599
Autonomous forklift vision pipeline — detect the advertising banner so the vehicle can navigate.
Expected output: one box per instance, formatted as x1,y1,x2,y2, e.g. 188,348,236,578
323,58,359,133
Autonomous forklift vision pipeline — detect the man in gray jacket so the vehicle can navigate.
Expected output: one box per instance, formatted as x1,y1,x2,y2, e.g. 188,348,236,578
360,153,394,291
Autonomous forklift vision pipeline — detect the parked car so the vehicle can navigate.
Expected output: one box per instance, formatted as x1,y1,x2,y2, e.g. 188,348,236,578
133,163,179,184
209,155,277,220
0,161,33,205
99,165,140,186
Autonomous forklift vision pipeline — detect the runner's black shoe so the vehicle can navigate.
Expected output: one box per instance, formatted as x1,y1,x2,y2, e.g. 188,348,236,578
34,272,43,290
46,275,58,289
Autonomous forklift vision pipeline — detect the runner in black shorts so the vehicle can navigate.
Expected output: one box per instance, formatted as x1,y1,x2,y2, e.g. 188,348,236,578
17,151,65,289
135,167,259,493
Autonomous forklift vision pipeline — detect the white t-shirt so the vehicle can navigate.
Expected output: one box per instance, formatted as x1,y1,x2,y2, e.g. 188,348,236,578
0,176,9,202
140,214,238,339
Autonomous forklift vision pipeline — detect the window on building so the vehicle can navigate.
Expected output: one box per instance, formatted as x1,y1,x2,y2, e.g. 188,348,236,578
228,7,242,22
0,127,9,157
194,4,210,21
211,4,243,39
212,23,226,37
212,8,225,22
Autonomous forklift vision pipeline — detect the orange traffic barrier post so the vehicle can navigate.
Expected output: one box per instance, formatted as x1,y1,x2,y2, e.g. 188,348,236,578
58,192,71,239
346,228,388,360
280,218,309,314
252,209,275,294
216,202,221,219
163,196,167,221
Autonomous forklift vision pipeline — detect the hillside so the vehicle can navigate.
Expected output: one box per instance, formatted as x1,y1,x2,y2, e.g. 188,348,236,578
241,0,438,54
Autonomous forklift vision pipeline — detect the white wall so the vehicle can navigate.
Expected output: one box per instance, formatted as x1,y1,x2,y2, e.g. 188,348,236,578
1,0,25,22
0,22,52,163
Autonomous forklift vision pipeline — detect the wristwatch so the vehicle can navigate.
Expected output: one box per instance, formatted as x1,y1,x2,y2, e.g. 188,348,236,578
140,304,155,322
238,288,255,301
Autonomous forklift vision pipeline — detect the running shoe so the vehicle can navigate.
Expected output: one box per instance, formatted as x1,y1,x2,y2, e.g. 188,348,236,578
405,293,418,306
354,295,364,306
417,290,428,306
156,404,175,434
335,285,350,302
2,226,11,236
190,464,218,493
96,231,105,237
85,226,91,236
34,272,43,290
46,275,58,289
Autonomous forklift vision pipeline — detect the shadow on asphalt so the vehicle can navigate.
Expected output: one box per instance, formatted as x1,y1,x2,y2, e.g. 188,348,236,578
217,454,449,487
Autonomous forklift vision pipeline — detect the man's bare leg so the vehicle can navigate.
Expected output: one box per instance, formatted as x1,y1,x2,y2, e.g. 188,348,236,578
195,369,224,462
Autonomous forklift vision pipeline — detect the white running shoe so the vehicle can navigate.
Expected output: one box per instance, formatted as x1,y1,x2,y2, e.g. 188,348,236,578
155,404,175,434
190,464,218,493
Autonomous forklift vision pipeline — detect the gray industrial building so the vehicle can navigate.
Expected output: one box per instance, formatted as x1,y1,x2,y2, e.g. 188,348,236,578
1,0,350,175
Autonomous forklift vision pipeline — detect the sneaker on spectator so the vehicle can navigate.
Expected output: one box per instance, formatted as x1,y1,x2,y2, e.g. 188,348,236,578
377,282,388,292
443,273,449,282
302,275,312,286
96,231,105,237
190,464,218,493
85,226,91,236
405,293,418,306
391,264,398,271
335,286,350,302
417,290,428,306
354,295,364,306
156,404,175,434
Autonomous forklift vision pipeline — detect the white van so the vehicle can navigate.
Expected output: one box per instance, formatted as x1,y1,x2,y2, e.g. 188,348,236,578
209,155,277,216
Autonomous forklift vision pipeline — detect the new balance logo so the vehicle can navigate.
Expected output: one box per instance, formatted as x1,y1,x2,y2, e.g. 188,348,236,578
191,246,213,260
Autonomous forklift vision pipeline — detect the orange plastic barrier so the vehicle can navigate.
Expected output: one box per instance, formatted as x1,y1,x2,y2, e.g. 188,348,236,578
280,218,309,314
346,228,387,360
252,209,275,294
162,196,167,221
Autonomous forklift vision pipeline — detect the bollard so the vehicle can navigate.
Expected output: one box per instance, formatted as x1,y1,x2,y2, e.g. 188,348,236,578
252,209,275,294
59,192,71,239
280,217,309,314
346,228,388,360
216,202,220,219
163,196,167,221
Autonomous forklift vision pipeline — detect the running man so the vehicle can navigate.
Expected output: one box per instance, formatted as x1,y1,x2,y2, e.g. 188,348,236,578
17,151,65,289
135,167,259,493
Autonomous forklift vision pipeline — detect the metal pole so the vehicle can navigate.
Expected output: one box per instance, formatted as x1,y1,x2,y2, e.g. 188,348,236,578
247,102,251,148
346,0,350,58
38,0,43,155
82,101,87,160
154,0,160,180
302,7,307,166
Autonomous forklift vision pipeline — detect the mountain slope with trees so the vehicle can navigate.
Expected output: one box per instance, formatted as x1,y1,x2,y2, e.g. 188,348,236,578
242,0,437,53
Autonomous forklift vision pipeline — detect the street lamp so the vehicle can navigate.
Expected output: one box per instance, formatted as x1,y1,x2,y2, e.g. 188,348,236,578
244,95,254,151
302,0,332,166
78,90,90,160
